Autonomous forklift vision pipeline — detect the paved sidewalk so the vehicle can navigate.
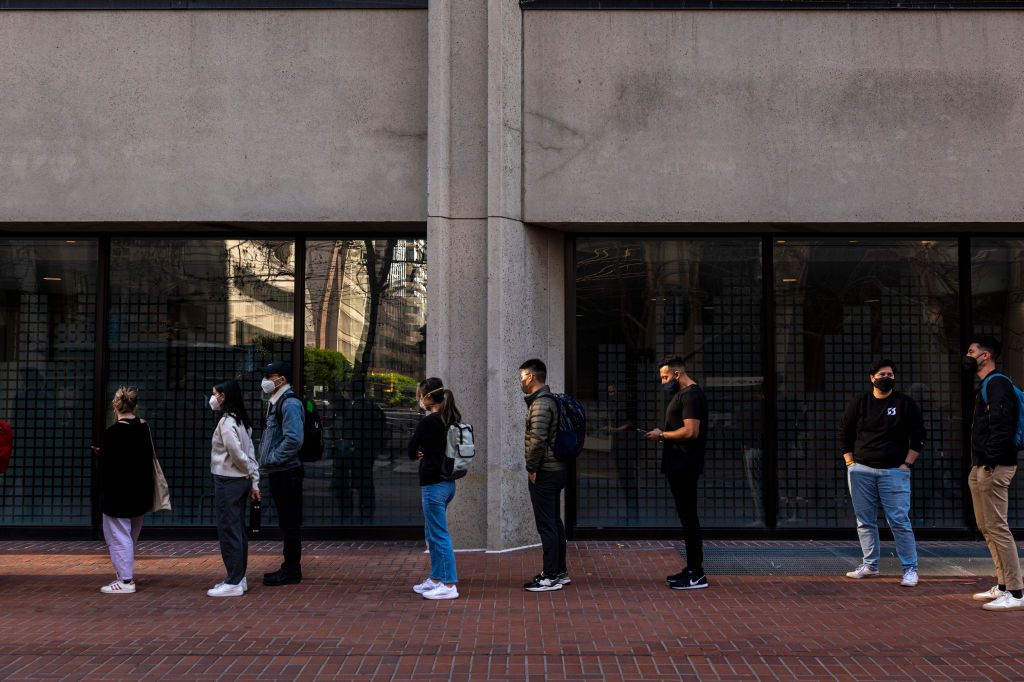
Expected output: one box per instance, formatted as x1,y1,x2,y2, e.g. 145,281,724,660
0,540,1022,681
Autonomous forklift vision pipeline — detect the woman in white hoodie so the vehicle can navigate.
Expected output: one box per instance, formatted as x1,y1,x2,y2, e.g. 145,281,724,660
207,378,261,597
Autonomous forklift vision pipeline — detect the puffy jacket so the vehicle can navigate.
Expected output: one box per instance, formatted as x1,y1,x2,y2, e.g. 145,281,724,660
523,386,565,473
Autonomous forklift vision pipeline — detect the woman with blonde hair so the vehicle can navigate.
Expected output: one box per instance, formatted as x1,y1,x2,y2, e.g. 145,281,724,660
407,377,462,600
92,385,154,594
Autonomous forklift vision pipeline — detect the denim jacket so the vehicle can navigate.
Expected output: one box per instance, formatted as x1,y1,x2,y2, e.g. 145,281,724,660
258,388,305,472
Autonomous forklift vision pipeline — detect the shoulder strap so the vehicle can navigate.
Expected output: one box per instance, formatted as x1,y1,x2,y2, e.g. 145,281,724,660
274,392,300,421
981,373,1011,404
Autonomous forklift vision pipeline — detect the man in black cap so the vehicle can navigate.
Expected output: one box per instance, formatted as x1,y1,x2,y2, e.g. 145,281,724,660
258,361,305,586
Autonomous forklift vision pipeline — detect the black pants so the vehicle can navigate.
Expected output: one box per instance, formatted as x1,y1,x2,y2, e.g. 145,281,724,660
213,474,250,585
666,468,703,573
528,468,568,576
269,466,304,574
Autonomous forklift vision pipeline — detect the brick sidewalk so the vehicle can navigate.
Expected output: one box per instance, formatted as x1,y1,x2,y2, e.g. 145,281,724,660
0,540,1022,681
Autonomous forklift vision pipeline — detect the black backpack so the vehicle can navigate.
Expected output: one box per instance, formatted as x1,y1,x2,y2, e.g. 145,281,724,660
275,393,325,463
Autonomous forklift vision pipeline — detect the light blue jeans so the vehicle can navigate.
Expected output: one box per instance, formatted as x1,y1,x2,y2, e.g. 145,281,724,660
848,463,918,571
421,481,458,584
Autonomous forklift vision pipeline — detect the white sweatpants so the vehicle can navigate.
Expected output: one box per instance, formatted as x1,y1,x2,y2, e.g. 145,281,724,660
102,514,144,580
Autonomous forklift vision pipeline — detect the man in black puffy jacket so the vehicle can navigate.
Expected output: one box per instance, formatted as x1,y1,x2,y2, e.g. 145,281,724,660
964,336,1023,611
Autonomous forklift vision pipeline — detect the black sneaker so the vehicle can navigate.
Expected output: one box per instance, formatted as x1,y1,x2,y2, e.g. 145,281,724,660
524,574,564,592
666,568,688,583
263,570,302,587
555,572,571,586
669,569,709,590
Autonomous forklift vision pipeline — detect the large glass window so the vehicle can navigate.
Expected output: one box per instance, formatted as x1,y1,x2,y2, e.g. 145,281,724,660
774,239,962,528
574,238,764,527
971,239,1024,525
0,239,97,525
304,239,426,526
108,239,294,526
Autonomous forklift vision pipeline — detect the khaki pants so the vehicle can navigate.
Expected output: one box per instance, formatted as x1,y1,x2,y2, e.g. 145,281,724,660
968,465,1023,591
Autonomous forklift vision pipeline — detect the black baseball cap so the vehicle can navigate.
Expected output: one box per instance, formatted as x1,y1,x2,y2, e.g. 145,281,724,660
260,361,292,382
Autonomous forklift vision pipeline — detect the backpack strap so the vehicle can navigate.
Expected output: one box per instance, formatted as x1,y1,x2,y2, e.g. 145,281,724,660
274,392,300,423
980,373,1011,405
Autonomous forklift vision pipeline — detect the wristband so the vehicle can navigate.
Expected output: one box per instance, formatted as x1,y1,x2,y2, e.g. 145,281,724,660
659,433,665,442
903,460,914,470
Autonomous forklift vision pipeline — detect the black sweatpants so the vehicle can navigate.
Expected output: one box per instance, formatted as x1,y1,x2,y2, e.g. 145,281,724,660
666,468,704,573
529,468,568,576
213,474,251,585
269,466,304,575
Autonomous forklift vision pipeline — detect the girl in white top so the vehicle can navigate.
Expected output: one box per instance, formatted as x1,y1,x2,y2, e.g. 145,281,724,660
207,378,261,597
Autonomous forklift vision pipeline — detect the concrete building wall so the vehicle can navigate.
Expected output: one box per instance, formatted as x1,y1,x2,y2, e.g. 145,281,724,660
523,11,1024,224
0,10,427,223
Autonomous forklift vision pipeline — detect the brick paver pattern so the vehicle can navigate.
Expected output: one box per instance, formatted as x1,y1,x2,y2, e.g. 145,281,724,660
0,540,1022,681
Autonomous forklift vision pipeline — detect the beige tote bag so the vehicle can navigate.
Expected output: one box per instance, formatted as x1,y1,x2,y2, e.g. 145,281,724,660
147,423,172,512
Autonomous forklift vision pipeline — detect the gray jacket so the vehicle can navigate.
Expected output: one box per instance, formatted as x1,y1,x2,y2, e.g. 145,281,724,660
524,386,565,473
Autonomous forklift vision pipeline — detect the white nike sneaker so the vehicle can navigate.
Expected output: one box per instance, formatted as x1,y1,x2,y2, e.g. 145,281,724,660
422,583,459,600
845,564,879,579
207,582,244,597
900,569,919,587
414,578,442,594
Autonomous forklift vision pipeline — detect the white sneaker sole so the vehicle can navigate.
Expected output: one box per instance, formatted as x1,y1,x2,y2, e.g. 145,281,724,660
845,573,879,579
525,584,563,592
982,602,1024,611
669,582,709,590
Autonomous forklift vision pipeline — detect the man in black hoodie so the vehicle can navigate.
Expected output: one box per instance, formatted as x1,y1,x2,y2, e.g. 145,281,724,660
965,335,1024,611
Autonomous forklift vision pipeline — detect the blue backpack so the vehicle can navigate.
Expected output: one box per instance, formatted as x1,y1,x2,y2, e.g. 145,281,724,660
546,393,588,461
980,373,1024,450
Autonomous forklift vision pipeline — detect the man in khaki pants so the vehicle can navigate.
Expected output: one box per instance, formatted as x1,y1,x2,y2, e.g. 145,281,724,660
964,336,1023,611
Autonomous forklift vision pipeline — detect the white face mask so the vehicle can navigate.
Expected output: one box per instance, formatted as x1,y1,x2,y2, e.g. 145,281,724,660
261,378,277,394
418,400,428,412
209,395,221,412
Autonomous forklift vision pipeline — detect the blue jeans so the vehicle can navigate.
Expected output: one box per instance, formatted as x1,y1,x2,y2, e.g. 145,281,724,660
848,463,918,571
421,481,457,584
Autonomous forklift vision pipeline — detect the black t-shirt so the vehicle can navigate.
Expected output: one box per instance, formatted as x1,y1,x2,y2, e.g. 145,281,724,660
661,384,708,475
838,391,926,469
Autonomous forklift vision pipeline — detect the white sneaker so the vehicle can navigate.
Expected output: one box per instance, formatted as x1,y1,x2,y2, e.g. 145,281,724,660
207,582,244,597
900,569,919,587
845,564,879,579
973,585,1006,601
213,577,248,592
100,579,136,594
982,592,1024,611
422,583,459,600
413,578,441,594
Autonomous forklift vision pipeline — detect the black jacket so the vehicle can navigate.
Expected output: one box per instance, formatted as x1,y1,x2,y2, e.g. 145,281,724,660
408,412,446,486
972,373,1020,468
98,418,155,518
838,391,925,469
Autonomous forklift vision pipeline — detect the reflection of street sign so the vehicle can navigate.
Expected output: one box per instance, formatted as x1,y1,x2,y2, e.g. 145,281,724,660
703,376,764,388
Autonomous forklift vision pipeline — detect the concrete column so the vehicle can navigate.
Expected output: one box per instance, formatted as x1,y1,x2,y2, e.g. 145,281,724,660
427,0,489,548
428,0,566,549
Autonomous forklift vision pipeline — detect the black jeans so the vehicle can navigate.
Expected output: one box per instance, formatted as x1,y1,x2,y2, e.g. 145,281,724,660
213,474,250,585
269,466,304,574
528,468,568,576
665,468,703,573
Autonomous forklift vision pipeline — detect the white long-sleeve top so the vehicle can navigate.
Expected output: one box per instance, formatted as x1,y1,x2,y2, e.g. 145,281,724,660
211,414,260,490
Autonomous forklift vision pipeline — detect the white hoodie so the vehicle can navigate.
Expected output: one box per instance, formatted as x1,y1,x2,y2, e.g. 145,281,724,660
211,414,260,490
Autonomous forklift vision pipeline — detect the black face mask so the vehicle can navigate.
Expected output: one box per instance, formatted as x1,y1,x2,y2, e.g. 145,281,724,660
661,378,680,396
872,377,895,393
962,355,979,373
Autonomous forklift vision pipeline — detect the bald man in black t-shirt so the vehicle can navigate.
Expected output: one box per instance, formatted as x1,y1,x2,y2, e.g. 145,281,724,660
645,356,709,591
